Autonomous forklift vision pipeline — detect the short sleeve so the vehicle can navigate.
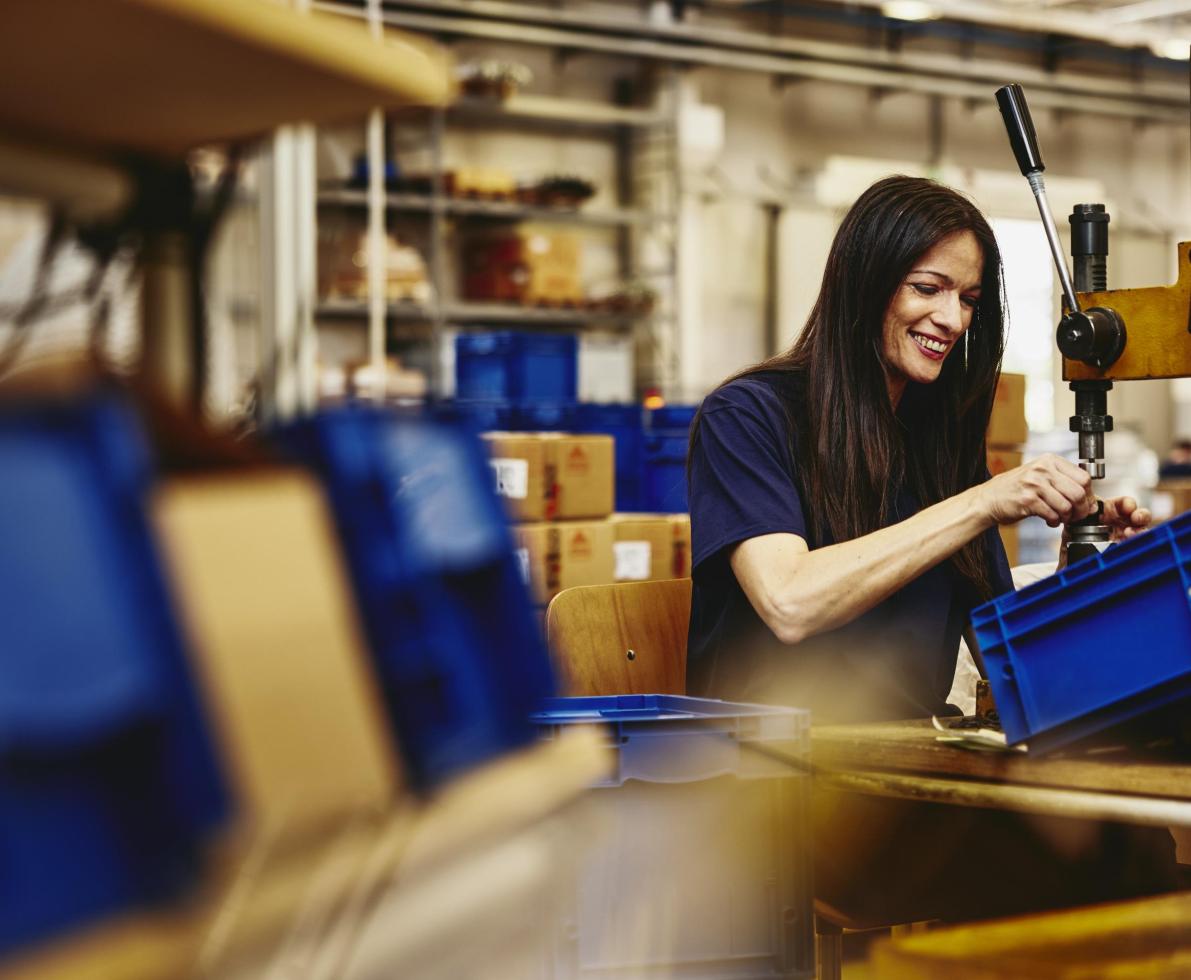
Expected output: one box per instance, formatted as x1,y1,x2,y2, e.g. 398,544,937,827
689,380,808,573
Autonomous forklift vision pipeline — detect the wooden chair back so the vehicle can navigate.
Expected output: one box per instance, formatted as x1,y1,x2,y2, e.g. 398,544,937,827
545,579,691,696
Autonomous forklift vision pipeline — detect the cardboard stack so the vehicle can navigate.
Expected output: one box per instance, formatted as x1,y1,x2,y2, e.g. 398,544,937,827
484,432,616,606
482,432,692,607
987,372,1028,566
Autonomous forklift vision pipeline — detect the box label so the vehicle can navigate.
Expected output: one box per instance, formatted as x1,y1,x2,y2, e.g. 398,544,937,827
490,457,529,500
614,540,652,581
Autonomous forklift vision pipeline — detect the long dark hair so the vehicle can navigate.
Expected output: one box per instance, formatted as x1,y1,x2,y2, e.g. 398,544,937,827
694,175,1007,599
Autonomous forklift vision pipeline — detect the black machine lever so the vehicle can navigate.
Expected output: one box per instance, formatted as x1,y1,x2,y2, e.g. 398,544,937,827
995,84,1081,319
995,84,1125,490
995,83,1046,177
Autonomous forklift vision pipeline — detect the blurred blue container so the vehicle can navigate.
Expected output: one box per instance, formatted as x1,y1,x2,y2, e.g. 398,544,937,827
572,403,645,511
642,404,698,513
643,430,691,512
646,404,699,432
279,408,556,789
446,398,575,434
534,694,814,979
973,510,1191,753
0,396,228,954
455,332,577,403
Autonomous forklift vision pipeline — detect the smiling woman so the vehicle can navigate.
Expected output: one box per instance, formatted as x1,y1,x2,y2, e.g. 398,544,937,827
685,175,1103,720
683,174,1175,927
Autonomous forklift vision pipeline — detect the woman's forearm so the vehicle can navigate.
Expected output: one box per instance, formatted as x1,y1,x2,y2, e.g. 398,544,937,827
732,485,993,645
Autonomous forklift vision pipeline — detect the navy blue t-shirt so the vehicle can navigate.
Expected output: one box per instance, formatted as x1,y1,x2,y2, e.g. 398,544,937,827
687,371,1013,723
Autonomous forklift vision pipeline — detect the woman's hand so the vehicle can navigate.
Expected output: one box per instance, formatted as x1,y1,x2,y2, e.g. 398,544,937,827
1057,495,1151,569
978,454,1095,528
1098,495,1152,542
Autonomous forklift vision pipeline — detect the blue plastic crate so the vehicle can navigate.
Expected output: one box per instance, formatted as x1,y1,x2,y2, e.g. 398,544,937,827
572,403,645,511
972,510,1191,753
534,695,813,979
278,408,556,789
445,398,575,434
455,331,577,403
646,404,699,432
643,431,690,513
0,396,228,954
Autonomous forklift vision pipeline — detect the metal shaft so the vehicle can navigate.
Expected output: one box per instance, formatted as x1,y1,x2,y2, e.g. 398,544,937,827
1027,171,1081,314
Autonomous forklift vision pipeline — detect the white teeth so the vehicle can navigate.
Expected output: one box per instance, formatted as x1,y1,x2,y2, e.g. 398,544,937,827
913,333,947,353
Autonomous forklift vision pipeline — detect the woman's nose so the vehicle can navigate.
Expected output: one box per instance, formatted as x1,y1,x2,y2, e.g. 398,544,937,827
931,291,964,333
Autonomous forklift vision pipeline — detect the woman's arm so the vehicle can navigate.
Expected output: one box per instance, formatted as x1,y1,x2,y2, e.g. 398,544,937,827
730,453,1094,645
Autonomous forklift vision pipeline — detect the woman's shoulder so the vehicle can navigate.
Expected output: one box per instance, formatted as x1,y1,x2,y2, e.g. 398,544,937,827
703,369,802,418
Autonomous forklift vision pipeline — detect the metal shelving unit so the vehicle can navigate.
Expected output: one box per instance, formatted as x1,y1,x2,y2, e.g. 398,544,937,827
317,187,654,227
316,296,649,327
314,67,680,399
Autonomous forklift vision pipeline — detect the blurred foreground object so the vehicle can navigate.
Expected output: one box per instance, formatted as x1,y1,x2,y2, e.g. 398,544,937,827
0,393,228,955
872,890,1191,978
0,0,452,412
534,695,814,979
277,408,557,789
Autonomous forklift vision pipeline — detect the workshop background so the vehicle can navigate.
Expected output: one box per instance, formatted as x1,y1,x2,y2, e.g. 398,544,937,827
2,1,1191,978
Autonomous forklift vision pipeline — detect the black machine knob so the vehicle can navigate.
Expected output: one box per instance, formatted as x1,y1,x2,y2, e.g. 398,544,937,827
1056,308,1127,370
995,84,1045,176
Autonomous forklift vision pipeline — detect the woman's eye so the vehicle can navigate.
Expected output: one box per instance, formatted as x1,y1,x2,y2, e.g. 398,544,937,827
910,283,938,297
961,296,980,310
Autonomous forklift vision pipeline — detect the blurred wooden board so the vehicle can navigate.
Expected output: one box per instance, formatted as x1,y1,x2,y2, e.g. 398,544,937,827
1,0,453,158
812,720,1191,800
0,727,609,980
872,891,1191,979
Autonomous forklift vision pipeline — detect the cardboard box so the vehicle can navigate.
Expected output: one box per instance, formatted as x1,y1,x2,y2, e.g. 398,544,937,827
484,432,614,522
999,524,1019,568
986,447,1023,477
988,372,1027,447
514,520,615,604
153,471,401,844
608,513,692,582
610,514,674,582
1152,480,1191,522
669,514,692,579
462,229,583,305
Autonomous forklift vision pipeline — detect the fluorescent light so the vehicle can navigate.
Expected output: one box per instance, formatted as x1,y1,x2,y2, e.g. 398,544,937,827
1151,37,1191,59
880,0,939,21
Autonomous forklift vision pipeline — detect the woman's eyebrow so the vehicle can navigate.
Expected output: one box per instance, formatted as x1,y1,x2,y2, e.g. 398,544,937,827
910,268,981,292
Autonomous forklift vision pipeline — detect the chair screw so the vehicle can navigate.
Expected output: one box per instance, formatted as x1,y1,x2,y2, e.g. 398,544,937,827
626,649,636,661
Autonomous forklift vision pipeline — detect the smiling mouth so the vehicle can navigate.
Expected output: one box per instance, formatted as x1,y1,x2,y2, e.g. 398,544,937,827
911,332,948,358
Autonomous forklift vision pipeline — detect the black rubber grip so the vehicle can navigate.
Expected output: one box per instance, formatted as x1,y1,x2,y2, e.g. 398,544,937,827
995,84,1045,176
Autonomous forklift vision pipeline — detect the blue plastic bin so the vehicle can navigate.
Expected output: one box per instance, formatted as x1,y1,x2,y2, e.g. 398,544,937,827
534,695,813,979
572,403,645,511
646,404,699,432
455,331,577,403
972,510,1191,753
278,408,556,789
0,396,228,954
446,398,575,434
643,431,690,513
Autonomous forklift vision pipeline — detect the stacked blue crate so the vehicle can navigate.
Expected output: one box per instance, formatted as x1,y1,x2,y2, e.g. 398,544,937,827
453,331,577,433
0,396,228,954
643,404,699,513
278,407,556,790
571,402,645,511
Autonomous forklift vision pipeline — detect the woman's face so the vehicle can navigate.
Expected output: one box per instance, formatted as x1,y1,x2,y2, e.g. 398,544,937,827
880,229,984,406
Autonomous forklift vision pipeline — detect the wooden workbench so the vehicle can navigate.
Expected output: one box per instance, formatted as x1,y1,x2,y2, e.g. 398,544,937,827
811,719,1191,828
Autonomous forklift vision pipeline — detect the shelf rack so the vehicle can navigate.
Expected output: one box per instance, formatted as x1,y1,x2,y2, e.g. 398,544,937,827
317,187,653,227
